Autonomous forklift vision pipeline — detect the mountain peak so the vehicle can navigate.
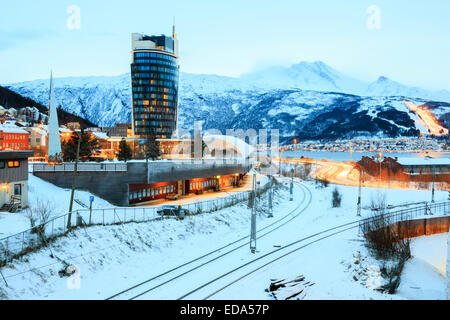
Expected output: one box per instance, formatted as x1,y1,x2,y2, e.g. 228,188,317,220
376,76,390,82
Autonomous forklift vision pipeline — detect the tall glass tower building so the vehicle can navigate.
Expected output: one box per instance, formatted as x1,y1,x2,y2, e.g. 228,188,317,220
131,27,179,139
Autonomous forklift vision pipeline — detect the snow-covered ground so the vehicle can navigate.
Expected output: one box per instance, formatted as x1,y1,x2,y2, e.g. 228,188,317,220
0,175,447,300
397,233,448,300
0,175,115,239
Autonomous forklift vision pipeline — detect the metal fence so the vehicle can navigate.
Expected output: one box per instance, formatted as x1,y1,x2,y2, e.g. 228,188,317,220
359,201,450,235
0,181,270,266
0,206,161,266
32,162,128,172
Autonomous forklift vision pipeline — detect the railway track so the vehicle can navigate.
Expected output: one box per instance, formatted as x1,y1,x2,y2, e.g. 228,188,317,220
106,180,312,300
179,220,361,300
179,202,448,299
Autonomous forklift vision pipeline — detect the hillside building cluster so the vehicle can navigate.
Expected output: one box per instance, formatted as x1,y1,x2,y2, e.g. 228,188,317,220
283,137,448,153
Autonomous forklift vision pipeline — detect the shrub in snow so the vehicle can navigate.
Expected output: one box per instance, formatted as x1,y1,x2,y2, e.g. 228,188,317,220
362,213,412,294
331,187,342,208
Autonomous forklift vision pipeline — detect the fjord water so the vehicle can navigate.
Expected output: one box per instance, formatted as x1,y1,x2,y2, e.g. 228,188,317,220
282,151,450,162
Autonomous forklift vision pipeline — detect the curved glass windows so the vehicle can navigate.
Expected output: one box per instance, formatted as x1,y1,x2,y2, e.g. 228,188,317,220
131,50,179,139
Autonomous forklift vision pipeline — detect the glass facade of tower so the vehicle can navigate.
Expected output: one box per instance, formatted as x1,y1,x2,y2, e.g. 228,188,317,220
131,35,179,139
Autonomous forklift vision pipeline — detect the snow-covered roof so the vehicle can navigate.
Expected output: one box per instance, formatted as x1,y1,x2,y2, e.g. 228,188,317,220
0,125,29,134
396,156,450,166
91,131,109,139
25,126,48,136
203,134,255,158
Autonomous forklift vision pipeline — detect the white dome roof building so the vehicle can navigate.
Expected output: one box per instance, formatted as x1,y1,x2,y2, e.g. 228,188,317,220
203,134,255,159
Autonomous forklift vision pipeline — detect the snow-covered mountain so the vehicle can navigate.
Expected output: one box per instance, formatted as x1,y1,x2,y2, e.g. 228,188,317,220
240,61,450,101
4,61,450,141
240,61,367,94
365,76,450,102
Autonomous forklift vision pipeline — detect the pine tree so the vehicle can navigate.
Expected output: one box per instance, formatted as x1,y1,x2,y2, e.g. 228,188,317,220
144,131,161,161
118,138,132,162
62,130,99,162
202,140,208,157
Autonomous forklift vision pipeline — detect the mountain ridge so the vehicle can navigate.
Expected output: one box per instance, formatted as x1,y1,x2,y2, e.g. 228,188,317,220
4,61,450,141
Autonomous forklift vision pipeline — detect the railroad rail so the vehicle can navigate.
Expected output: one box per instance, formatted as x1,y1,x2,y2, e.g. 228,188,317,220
179,201,449,300
106,181,312,300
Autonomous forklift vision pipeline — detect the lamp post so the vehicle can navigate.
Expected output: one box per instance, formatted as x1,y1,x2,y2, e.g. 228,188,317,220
293,138,297,159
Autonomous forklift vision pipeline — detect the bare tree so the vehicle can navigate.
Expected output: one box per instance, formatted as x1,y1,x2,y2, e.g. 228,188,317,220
370,192,387,213
303,163,312,179
26,199,54,242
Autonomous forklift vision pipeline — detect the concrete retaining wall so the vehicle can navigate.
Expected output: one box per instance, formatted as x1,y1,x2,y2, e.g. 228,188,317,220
391,216,450,239
34,161,251,206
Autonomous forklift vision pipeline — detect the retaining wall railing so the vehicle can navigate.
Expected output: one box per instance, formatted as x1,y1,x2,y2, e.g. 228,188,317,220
359,201,450,235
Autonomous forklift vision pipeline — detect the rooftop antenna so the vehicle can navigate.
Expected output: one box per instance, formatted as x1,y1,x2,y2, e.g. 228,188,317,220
172,16,177,39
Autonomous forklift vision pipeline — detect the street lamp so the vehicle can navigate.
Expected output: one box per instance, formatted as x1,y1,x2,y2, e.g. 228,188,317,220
293,138,298,159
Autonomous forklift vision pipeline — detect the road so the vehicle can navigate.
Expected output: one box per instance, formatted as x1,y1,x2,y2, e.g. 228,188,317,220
404,99,449,136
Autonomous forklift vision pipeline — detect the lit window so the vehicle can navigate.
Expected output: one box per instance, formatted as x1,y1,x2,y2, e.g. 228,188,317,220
7,161,19,168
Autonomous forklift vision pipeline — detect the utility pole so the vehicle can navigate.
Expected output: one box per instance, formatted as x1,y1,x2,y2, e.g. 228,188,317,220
290,168,294,201
431,170,435,203
278,150,283,175
250,174,257,253
68,131,81,230
379,151,382,183
268,175,273,218
357,166,362,217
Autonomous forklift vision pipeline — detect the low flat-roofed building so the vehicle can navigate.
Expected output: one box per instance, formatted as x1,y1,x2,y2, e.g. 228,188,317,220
0,150,34,210
102,123,131,138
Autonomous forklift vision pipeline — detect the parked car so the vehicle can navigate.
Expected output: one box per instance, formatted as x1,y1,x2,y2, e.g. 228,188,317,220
157,205,180,216
157,205,191,218
166,193,179,201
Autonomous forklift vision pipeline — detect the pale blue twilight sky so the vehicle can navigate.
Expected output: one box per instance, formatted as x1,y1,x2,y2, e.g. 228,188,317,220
0,0,449,89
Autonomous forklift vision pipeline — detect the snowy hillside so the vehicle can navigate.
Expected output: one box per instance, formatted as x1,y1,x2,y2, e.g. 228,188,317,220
4,61,450,141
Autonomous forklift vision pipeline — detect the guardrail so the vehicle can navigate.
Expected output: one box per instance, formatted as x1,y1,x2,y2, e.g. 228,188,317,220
32,162,128,172
359,201,450,235
0,179,271,266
